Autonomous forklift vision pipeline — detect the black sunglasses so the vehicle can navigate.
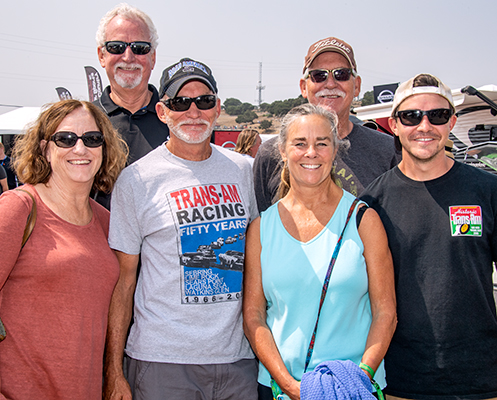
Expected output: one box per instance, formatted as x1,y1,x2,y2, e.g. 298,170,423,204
305,68,357,83
51,131,105,148
163,95,217,112
396,108,453,126
104,41,152,55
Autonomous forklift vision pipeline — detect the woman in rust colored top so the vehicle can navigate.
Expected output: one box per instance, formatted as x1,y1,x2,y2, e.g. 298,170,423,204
0,100,127,400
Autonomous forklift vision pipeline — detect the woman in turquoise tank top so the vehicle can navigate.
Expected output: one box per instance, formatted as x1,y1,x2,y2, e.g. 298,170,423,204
243,104,397,400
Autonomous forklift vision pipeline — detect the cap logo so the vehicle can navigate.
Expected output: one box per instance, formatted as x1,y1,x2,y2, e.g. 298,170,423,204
167,60,209,80
313,38,351,55
167,62,183,79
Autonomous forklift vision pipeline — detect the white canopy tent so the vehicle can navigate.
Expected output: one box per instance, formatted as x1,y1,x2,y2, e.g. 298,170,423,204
0,107,41,136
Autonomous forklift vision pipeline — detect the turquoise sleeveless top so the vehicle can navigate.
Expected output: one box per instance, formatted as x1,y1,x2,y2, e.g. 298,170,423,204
258,190,386,388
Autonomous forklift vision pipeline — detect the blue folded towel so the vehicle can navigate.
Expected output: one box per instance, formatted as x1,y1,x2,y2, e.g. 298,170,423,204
301,360,376,400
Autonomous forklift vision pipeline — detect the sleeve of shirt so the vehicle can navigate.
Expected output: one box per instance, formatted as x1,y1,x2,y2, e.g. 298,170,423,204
109,170,143,255
0,191,31,287
253,138,280,213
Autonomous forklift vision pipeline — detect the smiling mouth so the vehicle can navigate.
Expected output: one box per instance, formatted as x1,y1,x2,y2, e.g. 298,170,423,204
301,164,320,169
414,137,435,142
69,160,91,165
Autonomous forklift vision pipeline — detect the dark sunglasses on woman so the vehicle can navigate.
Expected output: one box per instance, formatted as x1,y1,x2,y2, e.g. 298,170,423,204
50,131,105,148
162,95,217,112
395,108,453,126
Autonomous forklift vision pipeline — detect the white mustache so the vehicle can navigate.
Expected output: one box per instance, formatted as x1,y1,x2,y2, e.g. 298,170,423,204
114,62,143,72
316,89,346,98
177,118,210,127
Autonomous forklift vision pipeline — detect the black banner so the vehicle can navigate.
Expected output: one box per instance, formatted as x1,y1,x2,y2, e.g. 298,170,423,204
55,87,72,100
84,66,103,102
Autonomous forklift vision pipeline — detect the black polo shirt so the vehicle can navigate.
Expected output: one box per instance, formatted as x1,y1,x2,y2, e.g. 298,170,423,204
94,84,169,165
93,84,169,208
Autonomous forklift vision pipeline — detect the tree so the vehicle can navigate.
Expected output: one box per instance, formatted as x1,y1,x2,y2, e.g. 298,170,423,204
236,110,258,124
259,120,272,130
223,98,242,108
361,91,375,106
266,95,307,116
223,98,243,116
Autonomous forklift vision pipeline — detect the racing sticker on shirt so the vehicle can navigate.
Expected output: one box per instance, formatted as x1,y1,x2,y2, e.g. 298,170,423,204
168,183,249,305
449,206,482,237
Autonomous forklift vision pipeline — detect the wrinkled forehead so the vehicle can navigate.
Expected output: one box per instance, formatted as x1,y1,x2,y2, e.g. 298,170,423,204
309,51,352,70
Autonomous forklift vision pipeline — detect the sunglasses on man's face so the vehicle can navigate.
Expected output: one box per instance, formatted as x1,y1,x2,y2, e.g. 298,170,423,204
395,108,453,126
163,95,217,112
50,131,105,148
305,68,357,83
104,41,152,55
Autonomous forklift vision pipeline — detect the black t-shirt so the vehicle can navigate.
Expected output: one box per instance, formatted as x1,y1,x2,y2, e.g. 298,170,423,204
362,163,497,399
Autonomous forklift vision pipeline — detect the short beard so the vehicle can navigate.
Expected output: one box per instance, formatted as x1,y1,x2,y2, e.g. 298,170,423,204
167,117,214,144
114,62,143,89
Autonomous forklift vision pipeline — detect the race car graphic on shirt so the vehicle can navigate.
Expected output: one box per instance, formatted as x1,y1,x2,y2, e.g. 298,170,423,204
167,183,249,304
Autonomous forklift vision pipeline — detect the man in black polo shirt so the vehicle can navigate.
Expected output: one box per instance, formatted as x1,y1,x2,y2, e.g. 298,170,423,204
94,4,169,208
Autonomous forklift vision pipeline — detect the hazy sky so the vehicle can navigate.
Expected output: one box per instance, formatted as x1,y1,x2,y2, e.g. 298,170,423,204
1,0,495,114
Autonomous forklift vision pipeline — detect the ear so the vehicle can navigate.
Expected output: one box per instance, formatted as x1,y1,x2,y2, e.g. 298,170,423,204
388,117,399,137
97,46,106,68
278,143,287,162
354,75,362,98
299,78,308,99
150,50,156,71
40,140,51,162
215,98,221,119
156,101,168,124
449,113,457,131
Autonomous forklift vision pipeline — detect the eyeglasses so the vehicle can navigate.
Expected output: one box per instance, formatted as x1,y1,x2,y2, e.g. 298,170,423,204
305,68,357,83
104,41,152,55
395,108,453,126
163,95,217,112
51,131,105,148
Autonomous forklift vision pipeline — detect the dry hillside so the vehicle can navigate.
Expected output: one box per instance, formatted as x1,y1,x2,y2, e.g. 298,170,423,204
216,110,281,134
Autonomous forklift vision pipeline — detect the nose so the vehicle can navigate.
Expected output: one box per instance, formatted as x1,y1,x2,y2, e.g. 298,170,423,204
185,101,202,118
417,115,432,131
121,46,136,62
72,137,88,154
323,75,338,89
305,144,318,158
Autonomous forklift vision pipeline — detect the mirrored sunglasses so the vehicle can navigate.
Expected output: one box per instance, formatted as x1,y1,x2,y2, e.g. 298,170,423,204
305,68,357,83
163,95,217,112
396,108,453,126
51,131,105,148
104,41,152,55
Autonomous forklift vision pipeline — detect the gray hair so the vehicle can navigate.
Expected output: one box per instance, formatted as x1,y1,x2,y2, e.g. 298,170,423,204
277,103,349,199
278,103,342,152
96,3,159,50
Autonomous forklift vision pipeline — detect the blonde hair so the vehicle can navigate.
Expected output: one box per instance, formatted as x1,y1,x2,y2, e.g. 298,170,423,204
12,100,128,193
234,128,260,156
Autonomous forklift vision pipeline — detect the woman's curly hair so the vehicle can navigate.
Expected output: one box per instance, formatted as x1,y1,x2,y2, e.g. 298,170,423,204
12,99,128,193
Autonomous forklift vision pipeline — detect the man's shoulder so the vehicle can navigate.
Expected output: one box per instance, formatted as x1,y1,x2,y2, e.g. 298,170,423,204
254,136,280,164
352,123,394,144
361,167,398,197
212,145,252,170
